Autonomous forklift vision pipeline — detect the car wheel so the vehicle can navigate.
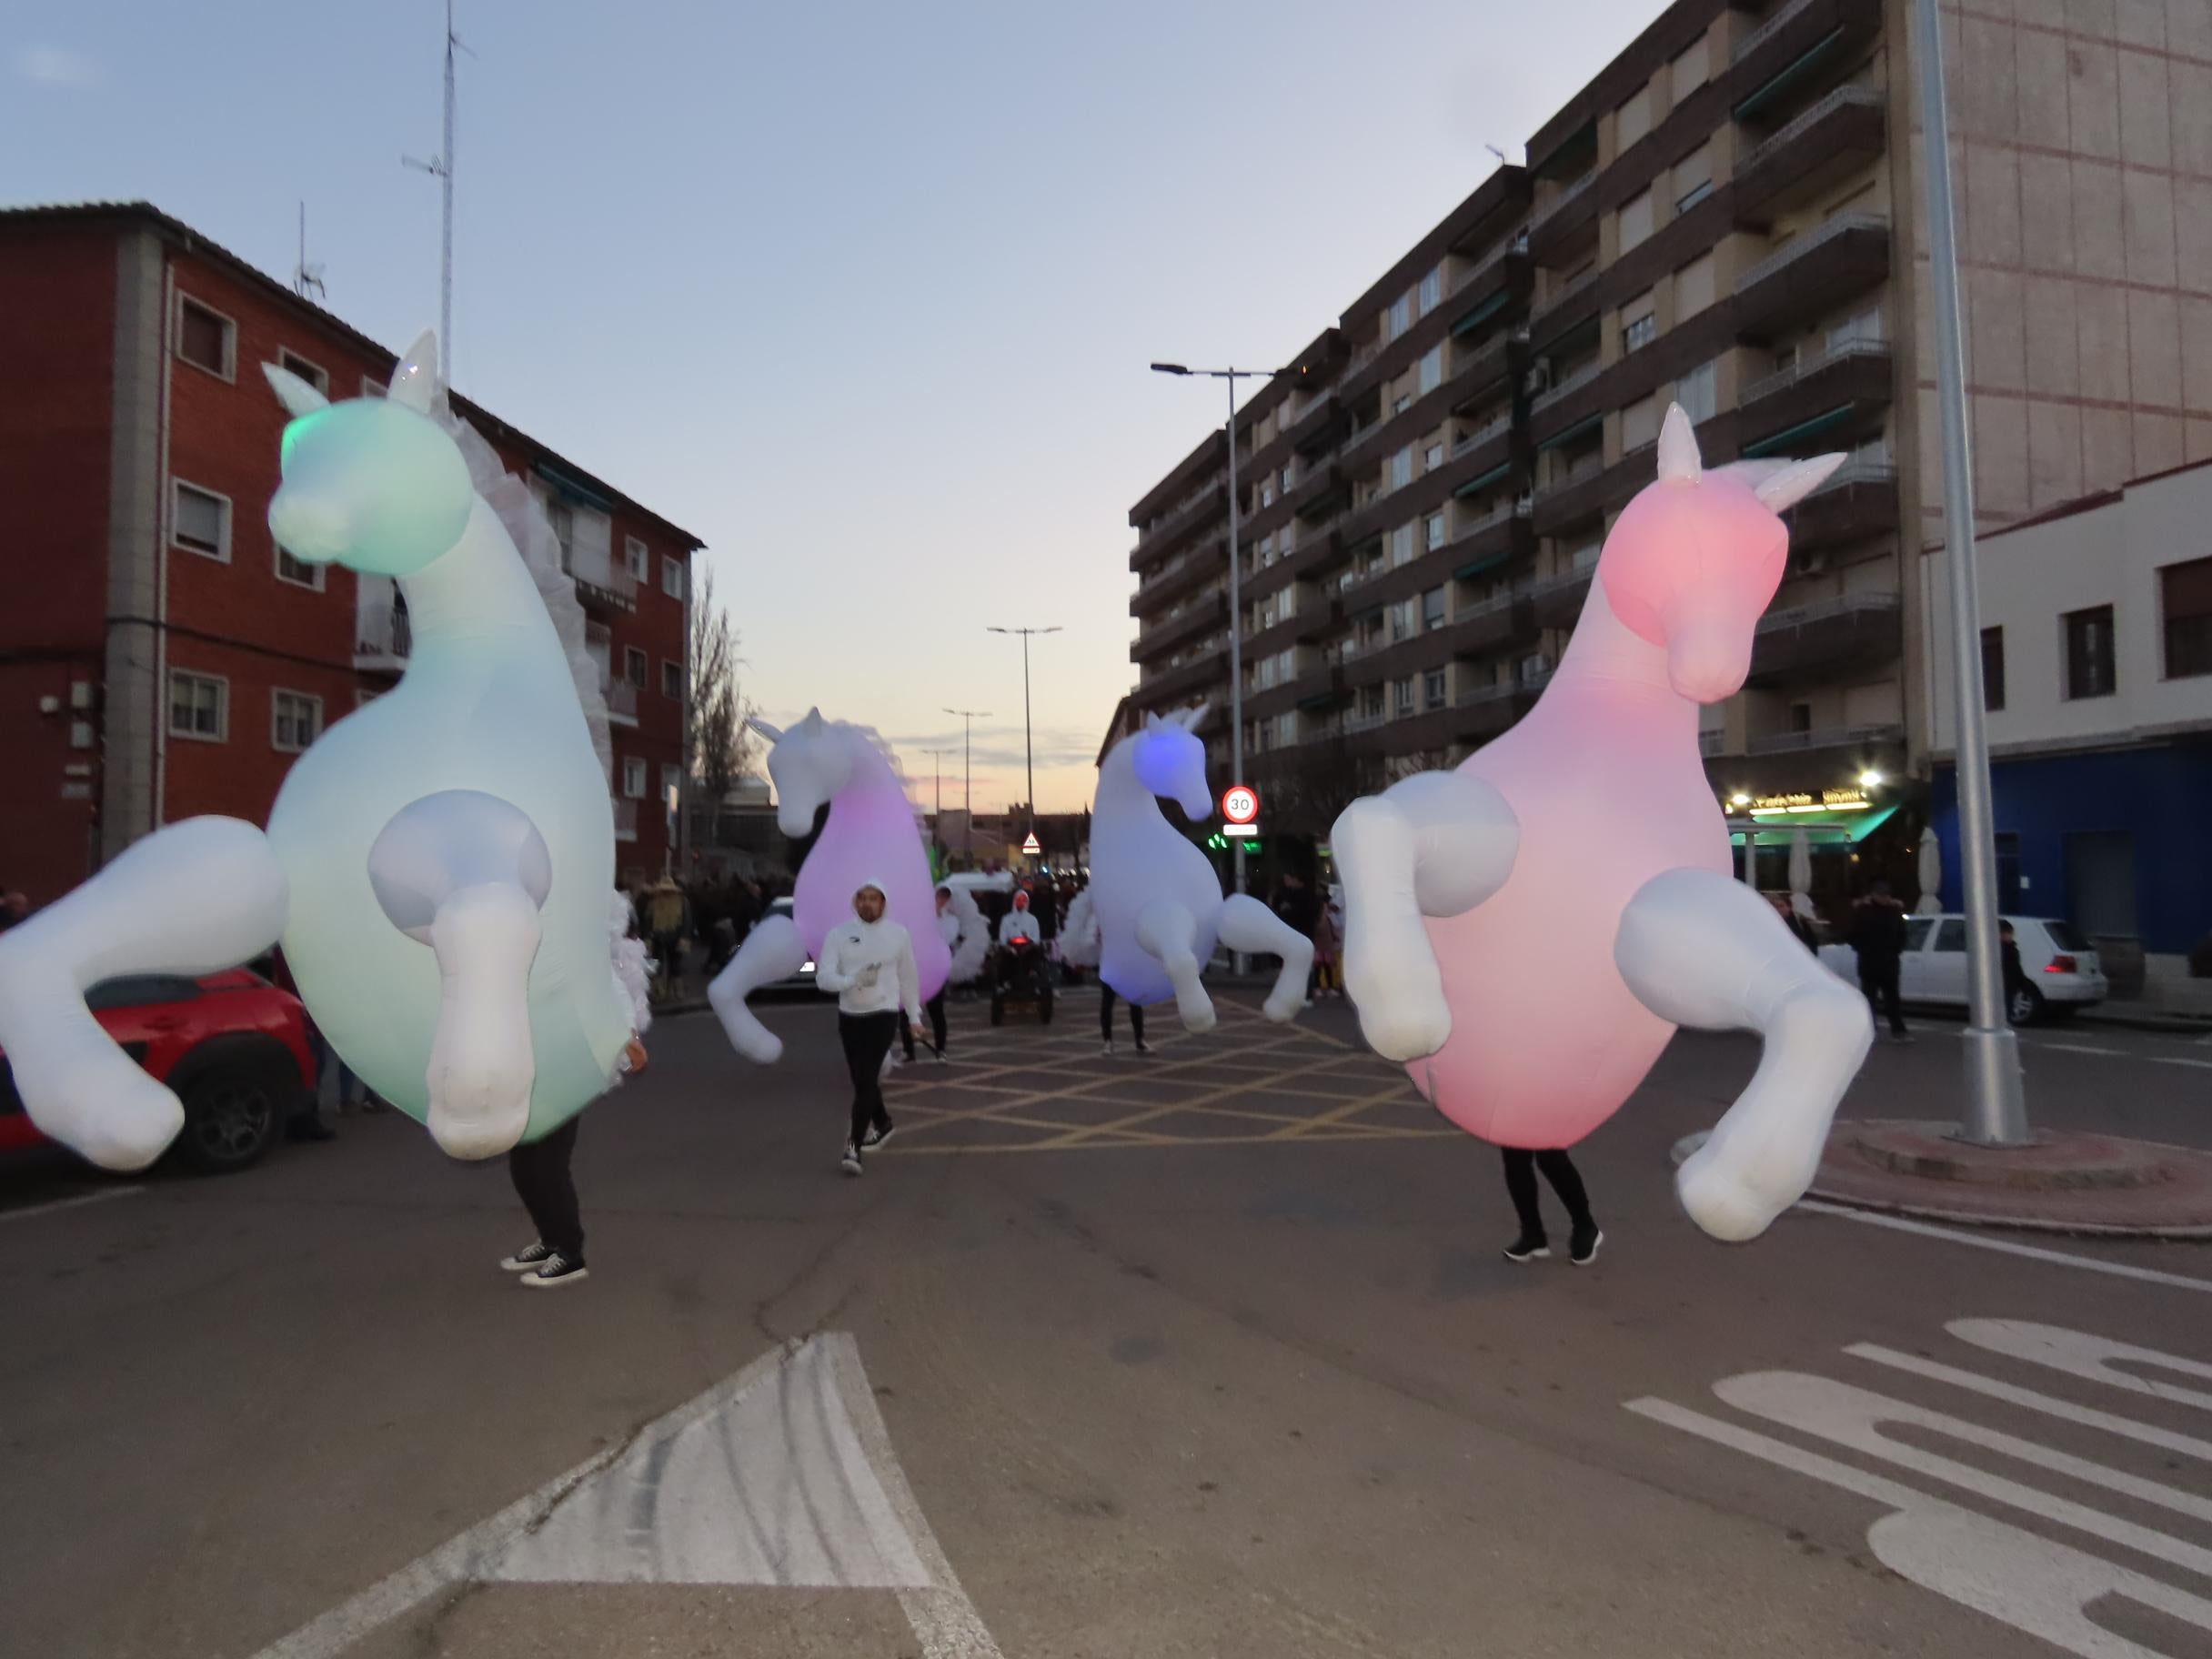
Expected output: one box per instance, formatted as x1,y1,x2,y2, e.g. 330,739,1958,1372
2006,984,2046,1028
177,1068,282,1172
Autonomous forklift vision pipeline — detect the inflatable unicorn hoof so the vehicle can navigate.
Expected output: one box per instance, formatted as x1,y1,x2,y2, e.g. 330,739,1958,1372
1351,987,1450,1064
1675,1144,1790,1243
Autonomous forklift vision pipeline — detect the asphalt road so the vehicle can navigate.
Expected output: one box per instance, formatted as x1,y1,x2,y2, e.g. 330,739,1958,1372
5,989,2212,1658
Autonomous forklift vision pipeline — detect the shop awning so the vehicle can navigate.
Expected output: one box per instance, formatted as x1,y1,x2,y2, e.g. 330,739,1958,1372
1728,802,1899,847
1741,403,1858,458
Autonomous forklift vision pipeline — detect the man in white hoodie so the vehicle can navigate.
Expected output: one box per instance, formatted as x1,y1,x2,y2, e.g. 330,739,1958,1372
997,888,1041,948
900,884,961,1064
816,879,923,1175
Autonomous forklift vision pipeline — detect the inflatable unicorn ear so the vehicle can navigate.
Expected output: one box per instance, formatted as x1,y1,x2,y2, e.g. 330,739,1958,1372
388,328,445,413
263,362,330,417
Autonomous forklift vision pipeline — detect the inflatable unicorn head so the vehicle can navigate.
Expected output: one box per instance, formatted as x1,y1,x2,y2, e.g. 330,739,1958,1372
1597,411,1846,704
1131,703,1215,820
759,708,851,838
265,330,476,577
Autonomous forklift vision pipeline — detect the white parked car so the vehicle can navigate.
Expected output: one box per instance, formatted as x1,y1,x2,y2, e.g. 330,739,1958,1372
1816,913,2107,1026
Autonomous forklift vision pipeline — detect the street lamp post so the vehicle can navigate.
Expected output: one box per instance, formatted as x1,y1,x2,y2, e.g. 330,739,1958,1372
921,747,955,855
943,706,990,864
987,626,1060,850
1915,0,2029,1145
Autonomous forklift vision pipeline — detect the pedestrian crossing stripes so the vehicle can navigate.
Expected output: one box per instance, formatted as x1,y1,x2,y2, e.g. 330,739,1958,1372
1629,1319,2212,1656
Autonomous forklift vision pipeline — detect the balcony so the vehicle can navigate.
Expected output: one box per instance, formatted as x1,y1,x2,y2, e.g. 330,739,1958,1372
1448,325,1520,403
1527,171,1598,264
354,592,412,672
1133,589,1228,664
604,676,640,727
1529,564,1597,628
1733,212,1891,338
1749,590,1901,679
1451,232,1529,300
1135,648,1228,709
1734,85,1887,224
1285,389,1342,456
1447,583,1537,656
1732,0,1885,125
568,543,638,615
1746,721,1905,758
1530,456,1607,538
1453,674,1542,740
1528,267,1601,348
1289,455,1349,520
1137,480,1227,560
614,797,639,842
1530,358,1602,417
1783,457,1898,550
1738,337,1894,447
1131,535,1224,616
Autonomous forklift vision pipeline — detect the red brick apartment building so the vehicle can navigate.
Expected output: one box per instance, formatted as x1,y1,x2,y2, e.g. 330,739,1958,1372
0,202,703,905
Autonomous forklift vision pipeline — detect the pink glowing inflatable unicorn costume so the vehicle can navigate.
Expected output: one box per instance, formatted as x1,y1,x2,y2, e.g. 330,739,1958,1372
1332,408,1872,1242
707,710,949,1062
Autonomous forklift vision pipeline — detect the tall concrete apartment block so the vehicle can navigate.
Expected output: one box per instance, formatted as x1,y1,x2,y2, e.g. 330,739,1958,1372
1123,0,2212,840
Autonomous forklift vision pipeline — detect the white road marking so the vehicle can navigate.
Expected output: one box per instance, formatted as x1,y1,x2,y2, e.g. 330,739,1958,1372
2153,1055,2212,1071
1847,1342,2212,1463
1799,1201,2212,1293
2038,1041,2122,1057
246,1333,999,1659
0,1186,143,1224
1946,1319,2212,1413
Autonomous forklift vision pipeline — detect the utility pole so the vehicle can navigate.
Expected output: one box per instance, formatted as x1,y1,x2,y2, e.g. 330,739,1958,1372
921,746,956,849
987,626,1059,841
403,0,464,371
943,707,990,864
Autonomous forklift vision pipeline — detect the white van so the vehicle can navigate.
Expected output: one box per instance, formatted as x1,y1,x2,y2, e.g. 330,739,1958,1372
1817,914,2107,1025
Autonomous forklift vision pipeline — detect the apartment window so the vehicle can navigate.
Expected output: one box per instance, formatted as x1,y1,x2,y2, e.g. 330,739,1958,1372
1362,685,1384,719
1426,512,1446,550
1260,534,1278,566
1388,292,1413,340
544,497,576,566
662,659,684,699
1674,143,1714,214
1418,266,1443,317
1622,395,1660,452
173,481,230,560
1419,346,1443,396
622,757,648,798
1281,465,1295,492
1393,677,1416,715
275,543,324,590
1671,33,1710,96
1788,701,1814,734
176,297,234,378
1981,626,2006,710
661,555,685,598
1424,442,1444,471
1828,307,1884,351
1674,250,1716,320
1616,85,1653,150
625,646,648,684
271,689,323,753
661,764,683,809
1261,478,1275,508
168,671,226,741
1392,447,1413,491
1622,290,1656,354
1618,187,1654,254
2162,558,2212,678
276,349,328,395
1676,359,1718,424
624,536,649,580
1393,523,1416,566
1424,669,1447,709
2064,605,2116,699
1393,394,1412,416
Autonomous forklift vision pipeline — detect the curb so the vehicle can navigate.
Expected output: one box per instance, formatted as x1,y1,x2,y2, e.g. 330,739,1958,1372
2076,1007,2212,1036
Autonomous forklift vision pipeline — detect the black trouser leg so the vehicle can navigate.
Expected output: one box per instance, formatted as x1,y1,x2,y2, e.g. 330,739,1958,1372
1129,1002,1144,1043
508,1116,584,1261
840,1010,899,1143
1860,958,1905,1035
927,990,947,1053
1101,984,1117,1042
1501,1147,1544,1240
1534,1149,1594,1232
900,1010,916,1061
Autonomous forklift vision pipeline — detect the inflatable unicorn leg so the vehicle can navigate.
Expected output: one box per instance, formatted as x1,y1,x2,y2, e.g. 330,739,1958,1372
367,789,556,1159
707,912,808,1064
1614,867,1872,1242
1214,893,1314,1023
1331,769,1519,1061
1135,900,1215,1032
0,817,288,1169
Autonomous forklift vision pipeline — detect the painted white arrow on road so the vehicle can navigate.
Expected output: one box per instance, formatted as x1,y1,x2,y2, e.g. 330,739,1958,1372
249,1332,999,1658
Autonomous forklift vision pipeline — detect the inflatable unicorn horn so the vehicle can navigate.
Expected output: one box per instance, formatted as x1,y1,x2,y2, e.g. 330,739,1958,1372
1088,702,1312,1030
0,330,645,1170
1331,407,1872,1242
708,709,949,1061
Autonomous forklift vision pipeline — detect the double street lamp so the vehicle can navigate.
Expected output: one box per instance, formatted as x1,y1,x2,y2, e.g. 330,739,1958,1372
987,625,1060,856
942,706,990,863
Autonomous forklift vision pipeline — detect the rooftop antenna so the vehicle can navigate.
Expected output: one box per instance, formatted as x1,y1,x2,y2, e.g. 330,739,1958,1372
1484,144,1508,166
401,0,471,380
292,201,327,302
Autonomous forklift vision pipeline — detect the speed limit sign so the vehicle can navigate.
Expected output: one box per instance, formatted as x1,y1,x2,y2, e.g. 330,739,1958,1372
1220,783,1260,826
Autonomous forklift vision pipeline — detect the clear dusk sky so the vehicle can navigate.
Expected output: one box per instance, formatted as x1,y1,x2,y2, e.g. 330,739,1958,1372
7,0,1670,812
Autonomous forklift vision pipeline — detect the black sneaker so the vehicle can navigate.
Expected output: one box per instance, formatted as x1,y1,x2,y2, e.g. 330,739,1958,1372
520,1251,588,1289
1569,1225,1604,1266
1503,1234,1551,1263
841,1141,864,1177
500,1241,554,1272
861,1119,895,1151
1134,1039,1153,1055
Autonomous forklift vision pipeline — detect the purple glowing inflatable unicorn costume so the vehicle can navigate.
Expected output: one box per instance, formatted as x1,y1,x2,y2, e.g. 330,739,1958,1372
1332,409,1874,1242
707,710,948,1062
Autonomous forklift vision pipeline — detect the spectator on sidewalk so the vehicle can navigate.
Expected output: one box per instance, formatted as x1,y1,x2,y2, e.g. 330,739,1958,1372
1852,880,1911,1042
502,1034,649,1290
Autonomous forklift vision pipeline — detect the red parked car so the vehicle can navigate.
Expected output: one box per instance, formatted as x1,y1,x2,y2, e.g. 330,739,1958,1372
0,970,316,1172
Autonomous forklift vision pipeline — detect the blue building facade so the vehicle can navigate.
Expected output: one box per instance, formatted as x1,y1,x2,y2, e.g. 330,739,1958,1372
1930,742,2212,955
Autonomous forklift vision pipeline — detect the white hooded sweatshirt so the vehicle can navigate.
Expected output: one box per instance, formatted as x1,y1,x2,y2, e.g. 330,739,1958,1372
816,880,923,1021
997,895,1042,948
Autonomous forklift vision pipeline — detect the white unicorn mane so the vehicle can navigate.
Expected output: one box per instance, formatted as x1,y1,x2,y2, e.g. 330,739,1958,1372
440,410,614,779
